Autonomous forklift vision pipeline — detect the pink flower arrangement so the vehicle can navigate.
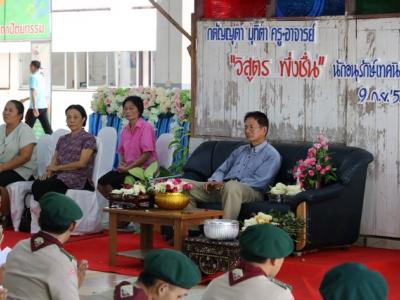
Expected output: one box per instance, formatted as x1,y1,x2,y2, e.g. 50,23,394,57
293,135,337,190
153,178,194,193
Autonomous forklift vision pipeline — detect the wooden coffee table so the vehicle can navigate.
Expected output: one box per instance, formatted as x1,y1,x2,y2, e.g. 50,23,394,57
104,207,223,265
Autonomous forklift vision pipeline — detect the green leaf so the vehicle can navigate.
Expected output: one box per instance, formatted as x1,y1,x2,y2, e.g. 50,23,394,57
124,175,136,185
158,167,172,177
128,167,145,181
144,161,159,178
168,141,181,147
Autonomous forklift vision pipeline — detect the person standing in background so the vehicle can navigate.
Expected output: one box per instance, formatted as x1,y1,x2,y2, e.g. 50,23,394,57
20,60,53,134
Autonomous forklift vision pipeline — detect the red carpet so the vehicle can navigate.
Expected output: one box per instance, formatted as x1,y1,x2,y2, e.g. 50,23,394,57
3,230,400,300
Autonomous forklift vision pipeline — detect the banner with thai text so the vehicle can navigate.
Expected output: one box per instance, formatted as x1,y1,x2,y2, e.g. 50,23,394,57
0,0,51,41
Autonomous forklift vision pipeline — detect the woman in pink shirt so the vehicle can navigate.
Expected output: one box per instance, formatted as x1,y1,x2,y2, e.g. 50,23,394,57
98,96,157,195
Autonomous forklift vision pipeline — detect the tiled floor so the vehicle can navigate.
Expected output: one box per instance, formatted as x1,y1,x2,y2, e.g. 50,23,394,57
80,271,206,300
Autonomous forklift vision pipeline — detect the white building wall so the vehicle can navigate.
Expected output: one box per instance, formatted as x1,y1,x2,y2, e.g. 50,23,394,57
0,53,93,130
0,1,192,129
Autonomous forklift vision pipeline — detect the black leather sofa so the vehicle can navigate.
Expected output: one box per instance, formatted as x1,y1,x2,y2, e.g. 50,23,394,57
183,140,374,251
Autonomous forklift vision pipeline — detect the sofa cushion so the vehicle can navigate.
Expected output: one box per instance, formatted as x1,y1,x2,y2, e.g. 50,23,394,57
273,143,311,184
211,141,246,172
183,141,218,181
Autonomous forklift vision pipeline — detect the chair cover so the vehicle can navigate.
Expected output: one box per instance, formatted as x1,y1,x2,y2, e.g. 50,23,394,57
156,133,175,169
8,134,53,230
30,127,117,234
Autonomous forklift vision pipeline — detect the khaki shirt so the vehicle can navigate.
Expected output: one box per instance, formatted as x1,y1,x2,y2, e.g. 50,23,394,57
0,122,37,180
3,234,79,300
201,267,294,300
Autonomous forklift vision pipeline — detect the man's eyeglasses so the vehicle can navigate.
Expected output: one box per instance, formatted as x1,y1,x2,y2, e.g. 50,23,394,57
244,126,263,131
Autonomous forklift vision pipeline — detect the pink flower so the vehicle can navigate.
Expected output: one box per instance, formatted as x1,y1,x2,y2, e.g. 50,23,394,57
299,165,305,171
325,165,331,171
304,158,316,166
183,184,193,191
105,98,111,105
293,166,298,174
300,173,305,179
166,184,172,191
321,169,326,175
324,156,331,162
314,143,322,150
321,140,328,149
308,170,315,177
316,164,322,171
174,178,182,184
178,112,186,120
172,187,178,193
317,134,328,144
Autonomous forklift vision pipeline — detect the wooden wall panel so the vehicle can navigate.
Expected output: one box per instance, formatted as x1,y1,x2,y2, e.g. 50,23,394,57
196,18,400,237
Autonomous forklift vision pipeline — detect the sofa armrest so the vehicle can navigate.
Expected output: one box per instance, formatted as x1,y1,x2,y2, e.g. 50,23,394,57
288,183,346,208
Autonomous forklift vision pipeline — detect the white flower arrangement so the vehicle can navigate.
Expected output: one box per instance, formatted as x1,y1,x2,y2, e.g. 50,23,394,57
242,212,277,231
91,87,191,126
242,211,306,241
111,182,147,197
269,182,303,196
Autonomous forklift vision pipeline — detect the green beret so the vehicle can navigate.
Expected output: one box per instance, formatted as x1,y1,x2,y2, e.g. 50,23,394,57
239,224,293,261
320,263,388,300
143,249,201,289
39,192,83,227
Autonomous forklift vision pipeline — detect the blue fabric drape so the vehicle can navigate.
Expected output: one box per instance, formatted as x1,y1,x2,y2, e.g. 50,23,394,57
89,113,189,168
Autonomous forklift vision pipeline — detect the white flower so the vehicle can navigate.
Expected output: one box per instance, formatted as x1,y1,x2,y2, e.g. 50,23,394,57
115,95,125,103
255,212,273,223
285,184,302,196
270,182,287,195
242,212,273,231
111,189,123,194
90,100,98,113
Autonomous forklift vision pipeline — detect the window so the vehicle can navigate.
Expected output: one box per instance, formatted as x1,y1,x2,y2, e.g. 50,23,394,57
20,51,153,89
0,54,10,89
19,53,31,88
89,52,107,87
52,53,65,87
66,52,75,89
76,52,87,89
107,52,116,86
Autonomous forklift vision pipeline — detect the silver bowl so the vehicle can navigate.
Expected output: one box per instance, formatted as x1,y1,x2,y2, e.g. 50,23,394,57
203,219,239,240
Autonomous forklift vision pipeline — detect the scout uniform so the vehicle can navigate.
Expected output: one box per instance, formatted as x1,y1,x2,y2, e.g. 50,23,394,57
320,262,388,300
114,249,201,300
202,224,294,300
3,192,83,300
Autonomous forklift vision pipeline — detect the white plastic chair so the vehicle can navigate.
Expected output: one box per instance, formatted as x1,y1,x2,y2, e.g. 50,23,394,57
8,134,53,230
30,127,117,234
50,129,69,153
156,133,175,169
